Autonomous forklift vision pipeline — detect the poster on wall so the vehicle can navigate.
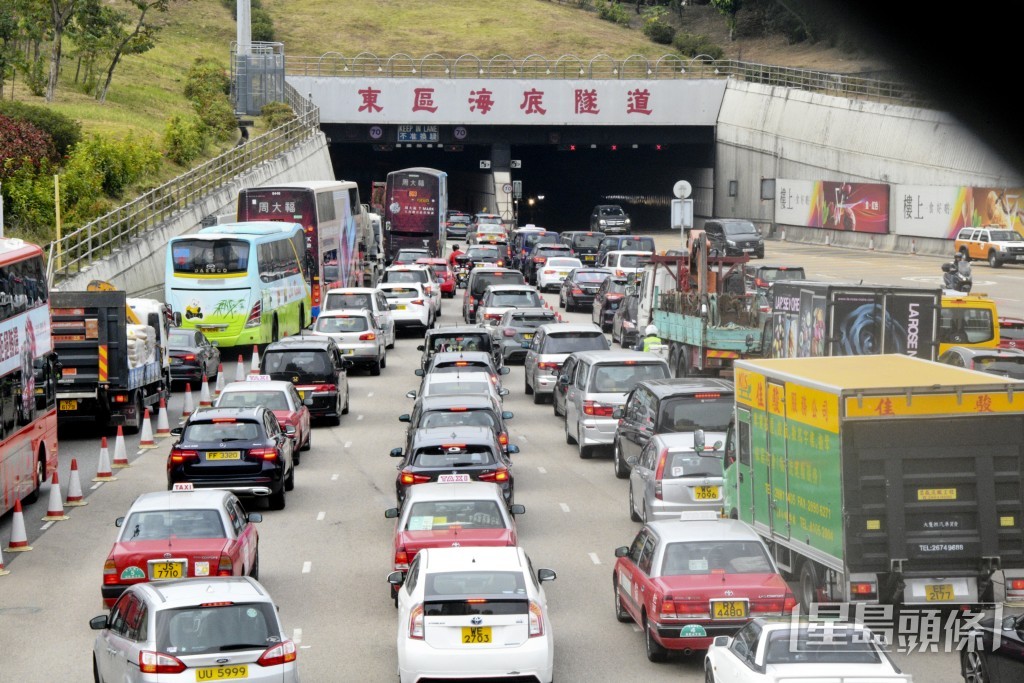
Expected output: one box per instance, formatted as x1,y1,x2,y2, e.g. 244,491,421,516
775,179,890,234
892,185,1024,239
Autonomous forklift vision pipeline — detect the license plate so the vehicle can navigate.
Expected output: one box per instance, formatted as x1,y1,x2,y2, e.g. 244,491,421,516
461,626,492,644
712,601,747,619
1016,255,1024,261
195,665,249,680
171,358,182,364
558,271,569,277
206,451,241,460
438,473,471,483
694,485,719,500
343,349,355,355
925,584,954,601
149,561,185,580
743,248,754,252
522,333,534,340
59,399,78,411
397,305,407,310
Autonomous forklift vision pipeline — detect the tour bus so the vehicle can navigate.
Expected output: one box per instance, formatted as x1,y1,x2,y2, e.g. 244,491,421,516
0,238,59,516
165,222,312,347
383,167,448,262
237,181,367,316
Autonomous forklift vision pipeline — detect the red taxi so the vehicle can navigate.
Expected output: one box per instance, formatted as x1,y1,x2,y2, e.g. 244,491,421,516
383,481,525,604
215,378,313,460
415,257,456,298
613,512,795,660
101,485,261,608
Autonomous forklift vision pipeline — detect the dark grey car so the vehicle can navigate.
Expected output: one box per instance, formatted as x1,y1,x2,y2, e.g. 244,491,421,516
490,308,557,364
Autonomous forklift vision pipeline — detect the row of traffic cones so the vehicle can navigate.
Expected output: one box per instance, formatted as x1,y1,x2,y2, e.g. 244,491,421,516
540,298,564,322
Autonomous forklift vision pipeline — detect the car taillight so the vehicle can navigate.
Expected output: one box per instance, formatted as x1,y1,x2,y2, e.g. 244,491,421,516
182,354,196,361
249,447,279,461
103,559,118,585
257,639,297,667
653,447,668,499
1010,579,1024,591
400,471,431,486
662,597,709,619
139,651,186,674
528,601,543,637
537,361,560,371
484,313,502,321
583,400,614,417
479,467,509,483
751,596,797,614
615,270,625,277
410,299,425,306
544,270,555,275
217,556,233,576
572,288,583,295
533,257,545,263
497,260,504,267
170,449,198,463
502,328,516,337
498,432,508,447
395,549,410,570
313,384,337,393
755,277,767,288
849,582,877,599
244,300,262,328
359,332,377,341
409,604,425,639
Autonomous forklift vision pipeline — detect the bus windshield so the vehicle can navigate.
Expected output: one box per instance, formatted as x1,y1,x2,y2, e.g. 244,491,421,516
171,239,250,275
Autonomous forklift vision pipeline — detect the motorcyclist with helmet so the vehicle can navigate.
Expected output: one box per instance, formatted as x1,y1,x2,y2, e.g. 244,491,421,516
942,252,973,293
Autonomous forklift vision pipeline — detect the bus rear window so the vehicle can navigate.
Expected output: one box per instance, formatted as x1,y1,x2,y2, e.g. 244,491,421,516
172,239,250,275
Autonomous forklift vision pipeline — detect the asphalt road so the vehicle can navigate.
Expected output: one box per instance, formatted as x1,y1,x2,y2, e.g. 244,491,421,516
2,236,1016,681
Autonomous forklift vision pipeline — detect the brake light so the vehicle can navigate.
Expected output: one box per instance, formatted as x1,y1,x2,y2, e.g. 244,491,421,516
313,384,337,393
850,582,876,597
257,639,297,667
572,288,583,295
498,432,508,447
537,361,561,371
395,549,410,570
479,467,509,483
533,257,545,263
400,471,431,486
661,598,709,619
113,393,128,404
211,418,237,423
528,601,544,637
448,407,468,412
249,447,279,461
359,332,377,341
182,354,196,361
484,313,502,321
694,393,721,399
654,447,668,481
244,300,262,328
544,270,555,275
751,596,797,614
104,559,118,584
170,449,198,463
410,299,425,306
409,604,424,639
583,400,615,417
502,328,516,337
615,270,625,277
1010,579,1024,591
139,651,186,674
217,556,233,576
755,277,767,288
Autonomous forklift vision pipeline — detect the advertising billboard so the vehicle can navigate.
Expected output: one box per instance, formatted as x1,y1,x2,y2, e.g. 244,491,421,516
775,179,890,234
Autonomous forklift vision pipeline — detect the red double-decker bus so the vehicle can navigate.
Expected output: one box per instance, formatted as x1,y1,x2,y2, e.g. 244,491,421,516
0,238,59,516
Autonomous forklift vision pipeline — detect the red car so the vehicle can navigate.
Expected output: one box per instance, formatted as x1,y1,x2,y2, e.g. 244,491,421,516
215,378,313,461
101,486,261,608
416,257,456,298
613,513,795,659
384,481,525,603
999,316,1024,350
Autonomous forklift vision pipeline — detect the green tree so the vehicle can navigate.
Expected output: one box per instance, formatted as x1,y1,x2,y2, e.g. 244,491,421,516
96,0,181,103
711,0,742,41
0,4,18,99
68,0,119,93
46,0,82,102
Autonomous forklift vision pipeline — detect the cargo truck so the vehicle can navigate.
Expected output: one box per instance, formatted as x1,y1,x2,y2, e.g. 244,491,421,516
725,354,1024,608
52,290,171,433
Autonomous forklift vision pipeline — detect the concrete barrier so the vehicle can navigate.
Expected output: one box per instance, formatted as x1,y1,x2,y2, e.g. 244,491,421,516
770,225,951,258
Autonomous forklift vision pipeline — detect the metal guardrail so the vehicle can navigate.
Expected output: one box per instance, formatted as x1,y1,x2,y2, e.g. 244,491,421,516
285,52,921,106
46,84,320,285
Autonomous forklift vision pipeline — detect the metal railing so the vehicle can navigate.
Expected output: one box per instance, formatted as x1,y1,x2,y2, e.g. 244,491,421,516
47,84,320,284
285,52,921,106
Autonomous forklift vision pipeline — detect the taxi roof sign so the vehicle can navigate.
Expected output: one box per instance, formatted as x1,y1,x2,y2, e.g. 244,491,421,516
246,374,272,382
172,482,194,492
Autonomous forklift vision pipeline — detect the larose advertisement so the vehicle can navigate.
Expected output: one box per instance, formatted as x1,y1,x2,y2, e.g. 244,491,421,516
775,179,890,234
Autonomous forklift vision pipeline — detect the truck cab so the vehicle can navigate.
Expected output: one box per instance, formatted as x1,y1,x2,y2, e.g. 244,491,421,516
939,293,999,356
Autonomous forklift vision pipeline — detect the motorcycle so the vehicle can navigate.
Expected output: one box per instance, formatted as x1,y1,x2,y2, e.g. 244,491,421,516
941,260,973,294
454,255,471,289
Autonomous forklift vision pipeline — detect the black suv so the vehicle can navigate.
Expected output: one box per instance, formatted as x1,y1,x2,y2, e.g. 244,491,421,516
260,335,351,425
389,426,518,507
168,406,296,510
560,231,605,266
703,219,765,259
590,205,631,234
462,267,526,323
419,325,501,369
398,393,514,454
611,378,734,478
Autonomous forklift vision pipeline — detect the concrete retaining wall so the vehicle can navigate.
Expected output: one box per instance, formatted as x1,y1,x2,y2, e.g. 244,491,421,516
57,132,334,298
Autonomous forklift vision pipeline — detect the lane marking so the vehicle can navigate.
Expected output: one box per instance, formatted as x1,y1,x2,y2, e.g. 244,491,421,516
90,482,103,490
316,511,326,521
293,628,302,644
368,392,374,397
136,450,145,456
344,441,352,449
302,561,312,574
331,474,339,481
40,521,54,531
589,552,601,565
559,503,570,513
537,467,547,474
357,415,364,421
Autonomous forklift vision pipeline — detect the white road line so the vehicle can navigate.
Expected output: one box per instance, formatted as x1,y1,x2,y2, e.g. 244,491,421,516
537,467,547,474
632,624,641,633
330,474,339,481
316,511,326,521
302,561,312,574
90,482,103,490
344,442,352,449
40,521,54,531
559,503,570,513
357,415,364,421
368,392,374,397
136,450,145,456
292,628,302,644
588,552,601,565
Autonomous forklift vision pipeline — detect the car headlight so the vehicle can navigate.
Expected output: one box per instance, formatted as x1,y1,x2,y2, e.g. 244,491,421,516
726,240,737,246
599,219,607,226
624,218,631,224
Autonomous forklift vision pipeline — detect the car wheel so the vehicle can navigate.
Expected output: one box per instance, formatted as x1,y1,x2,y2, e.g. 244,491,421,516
329,396,342,426
799,560,820,612
704,662,716,683
565,419,576,445
962,649,990,683
613,580,631,623
284,464,295,491
268,486,286,510
614,440,630,479
532,387,544,405
559,292,565,309
342,388,350,415
250,548,260,580
370,358,382,376
380,351,387,369
579,440,592,459
629,486,641,522
301,429,311,451
93,655,102,683
553,394,561,417
23,452,44,504
387,329,395,349
644,615,668,663
293,449,300,466
989,250,1002,268
524,374,534,395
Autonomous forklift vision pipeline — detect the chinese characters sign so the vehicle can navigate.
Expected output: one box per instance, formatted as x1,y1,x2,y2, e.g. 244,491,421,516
775,179,890,234
844,391,1023,419
892,185,1024,239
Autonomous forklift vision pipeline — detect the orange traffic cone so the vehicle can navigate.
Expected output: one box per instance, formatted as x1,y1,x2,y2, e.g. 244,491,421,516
111,426,130,469
65,458,87,506
0,545,9,575
182,384,195,419
93,437,117,482
139,409,157,448
250,345,261,374
199,375,213,407
214,365,225,397
5,500,32,552
155,399,171,438
42,471,69,521
235,355,245,382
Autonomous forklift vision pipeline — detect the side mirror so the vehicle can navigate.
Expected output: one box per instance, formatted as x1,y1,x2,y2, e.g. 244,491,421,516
248,512,263,523
521,341,531,349
417,345,425,351
693,428,706,453
384,508,400,519
170,427,183,436
537,568,557,583
499,388,510,397
506,444,520,455
284,425,297,437
398,414,411,423
115,516,124,527
387,571,405,586
509,504,526,516
558,375,569,386
304,398,314,407
390,448,404,458
499,366,510,375
626,455,638,466
713,636,730,648
502,411,514,420
614,546,629,558
414,369,424,377
612,407,624,419
172,312,183,327
89,615,109,630
406,390,417,399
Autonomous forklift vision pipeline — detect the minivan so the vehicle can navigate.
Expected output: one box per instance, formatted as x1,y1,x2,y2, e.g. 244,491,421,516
702,219,765,259
596,235,656,265
524,323,609,403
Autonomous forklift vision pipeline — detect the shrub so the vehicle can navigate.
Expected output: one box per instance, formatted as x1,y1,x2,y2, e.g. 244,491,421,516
596,1,631,26
21,57,46,97
0,114,56,180
251,8,275,42
1,161,58,240
0,102,81,157
673,33,725,60
184,58,230,101
260,101,294,129
642,7,676,45
163,114,208,165
67,134,162,198
201,96,239,142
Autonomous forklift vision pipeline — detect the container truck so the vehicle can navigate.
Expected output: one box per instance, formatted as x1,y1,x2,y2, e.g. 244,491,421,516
726,354,1024,608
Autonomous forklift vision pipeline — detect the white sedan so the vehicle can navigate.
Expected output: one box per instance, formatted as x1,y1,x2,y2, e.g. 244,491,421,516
536,257,583,292
704,617,913,683
379,283,433,331
389,546,556,683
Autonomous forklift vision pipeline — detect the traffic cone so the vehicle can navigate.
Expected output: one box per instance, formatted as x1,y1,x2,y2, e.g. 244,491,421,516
182,384,195,419
235,355,245,382
139,409,157,448
250,345,260,374
65,459,87,506
214,365,225,397
155,398,171,438
111,426,130,469
199,375,213,407
4,500,32,552
93,437,117,482
42,471,69,521
0,545,9,575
